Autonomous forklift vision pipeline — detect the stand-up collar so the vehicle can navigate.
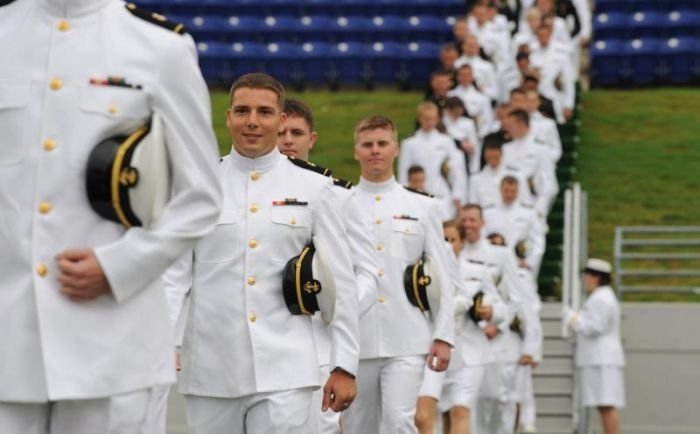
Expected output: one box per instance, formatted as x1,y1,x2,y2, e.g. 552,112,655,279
229,146,283,173
38,0,112,18
357,176,397,194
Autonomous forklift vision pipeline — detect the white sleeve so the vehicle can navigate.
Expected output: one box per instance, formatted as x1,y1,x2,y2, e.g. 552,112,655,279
548,121,563,163
526,212,546,273
162,249,194,346
314,183,360,376
572,297,613,337
572,0,592,40
496,248,525,333
341,192,380,317
449,145,469,203
398,138,413,185
534,156,559,216
95,34,222,303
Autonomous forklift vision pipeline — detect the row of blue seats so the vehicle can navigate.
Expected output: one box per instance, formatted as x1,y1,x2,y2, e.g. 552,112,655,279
590,37,700,86
595,0,700,13
177,14,456,43
594,10,700,39
196,40,441,87
137,0,465,17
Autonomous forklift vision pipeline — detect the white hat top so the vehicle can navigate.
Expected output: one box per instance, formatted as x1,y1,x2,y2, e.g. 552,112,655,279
584,258,612,274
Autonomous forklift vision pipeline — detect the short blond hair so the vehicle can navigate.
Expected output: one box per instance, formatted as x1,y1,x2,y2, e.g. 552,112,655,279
353,115,399,143
229,73,285,110
416,101,439,117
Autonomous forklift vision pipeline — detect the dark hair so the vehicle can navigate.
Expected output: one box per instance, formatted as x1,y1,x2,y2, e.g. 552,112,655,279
444,220,466,240
516,51,529,62
507,108,530,126
444,96,466,111
483,140,503,152
461,203,483,218
510,87,526,98
585,270,612,286
487,232,506,246
500,175,519,187
283,98,314,131
408,165,425,177
229,73,285,109
431,69,453,80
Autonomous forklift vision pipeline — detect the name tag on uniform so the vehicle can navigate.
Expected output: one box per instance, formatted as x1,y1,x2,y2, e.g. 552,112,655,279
393,215,418,221
89,76,143,90
273,198,308,206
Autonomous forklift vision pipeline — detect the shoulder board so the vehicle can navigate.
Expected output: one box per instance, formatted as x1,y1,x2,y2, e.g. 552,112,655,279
0,0,16,7
287,156,332,177
403,186,434,198
125,3,187,35
333,177,353,189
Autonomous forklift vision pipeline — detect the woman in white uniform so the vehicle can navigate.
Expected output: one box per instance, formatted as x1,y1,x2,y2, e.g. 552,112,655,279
563,258,625,434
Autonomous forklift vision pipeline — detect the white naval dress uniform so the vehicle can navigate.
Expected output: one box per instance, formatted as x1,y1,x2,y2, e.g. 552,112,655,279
565,286,625,408
398,129,468,221
453,55,500,104
459,241,525,434
167,148,360,434
483,201,546,275
530,40,576,124
308,183,379,434
501,133,559,217
467,163,527,207
448,85,496,139
0,0,222,432
530,110,563,163
342,177,455,434
442,114,481,175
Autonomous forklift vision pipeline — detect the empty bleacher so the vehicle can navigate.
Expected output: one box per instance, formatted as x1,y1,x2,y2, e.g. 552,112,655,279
135,0,466,88
591,0,700,86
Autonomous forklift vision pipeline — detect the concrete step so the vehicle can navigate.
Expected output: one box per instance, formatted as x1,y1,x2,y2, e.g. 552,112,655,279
538,356,574,375
542,338,574,355
541,319,566,338
536,394,574,414
540,302,563,317
536,413,575,432
533,375,574,395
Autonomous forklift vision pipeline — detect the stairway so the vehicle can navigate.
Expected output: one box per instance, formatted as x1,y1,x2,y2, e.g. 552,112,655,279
533,302,576,434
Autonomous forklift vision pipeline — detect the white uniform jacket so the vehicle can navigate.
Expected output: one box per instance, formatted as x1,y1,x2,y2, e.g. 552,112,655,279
502,134,559,216
354,177,455,360
567,286,625,368
468,163,527,207
448,85,496,138
399,129,467,220
312,184,379,367
453,55,500,103
530,40,576,123
0,0,222,402
443,114,481,175
170,149,359,398
453,260,506,368
530,111,563,163
483,202,546,273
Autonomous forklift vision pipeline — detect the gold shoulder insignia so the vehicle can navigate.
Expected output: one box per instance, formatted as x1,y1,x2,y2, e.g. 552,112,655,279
403,186,434,198
287,156,333,177
125,3,187,35
333,177,353,189
0,0,17,7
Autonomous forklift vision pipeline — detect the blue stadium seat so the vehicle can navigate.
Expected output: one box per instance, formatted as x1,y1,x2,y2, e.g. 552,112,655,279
329,42,373,85
406,15,452,42
658,37,700,83
590,39,627,86
224,15,265,41
399,41,440,86
197,41,267,85
185,15,228,42
263,42,304,84
369,41,403,83
262,15,299,33
666,9,700,37
628,11,666,38
296,15,334,42
370,15,408,41
623,38,663,84
594,12,629,39
594,0,633,14
329,16,372,42
299,41,334,84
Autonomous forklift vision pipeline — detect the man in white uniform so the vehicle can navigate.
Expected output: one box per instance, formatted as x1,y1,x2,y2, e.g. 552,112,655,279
276,98,379,434
0,1,223,432
563,259,625,434
454,35,501,104
342,116,455,434
521,88,563,163
448,65,496,139
398,102,468,222
483,176,546,276
468,141,526,207
442,96,481,175
166,74,360,434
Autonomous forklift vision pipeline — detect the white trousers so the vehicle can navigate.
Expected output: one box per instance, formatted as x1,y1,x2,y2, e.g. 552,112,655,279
0,388,154,434
476,361,517,434
517,365,537,430
308,365,341,434
342,355,425,434
184,388,313,434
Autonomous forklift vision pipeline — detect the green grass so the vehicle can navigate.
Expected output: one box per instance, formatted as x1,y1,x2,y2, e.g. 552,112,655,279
577,88,700,302
210,90,422,181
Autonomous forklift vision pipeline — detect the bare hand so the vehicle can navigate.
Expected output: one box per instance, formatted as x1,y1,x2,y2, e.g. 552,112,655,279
460,140,475,155
579,37,590,48
519,355,534,366
484,325,500,340
563,108,574,120
56,249,111,301
427,340,451,372
175,351,182,372
322,369,357,413
477,304,493,322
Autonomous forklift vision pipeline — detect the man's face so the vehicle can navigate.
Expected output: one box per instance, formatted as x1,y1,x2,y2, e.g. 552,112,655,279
525,91,540,112
464,37,479,57
501,182,519,204
472,5,488,24
227,88,286,158
453,20,468,42
457,67,473,86
444,226,464,256
537,26,552,46
440,48,459,70
484,147,502,168
504,117,527,138
445,105,463,120
510,93,527,110
460,208,483,243
276,115,317,161
407,171,426,191
418,107,440,131
431,75,452,96
354,127,399,180
536,0,554,14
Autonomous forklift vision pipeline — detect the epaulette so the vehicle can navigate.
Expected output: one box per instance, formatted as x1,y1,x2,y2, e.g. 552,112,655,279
333,177,353,189
403,186,434,198
287,156,332,177
125,3,187,35
0,0,16,7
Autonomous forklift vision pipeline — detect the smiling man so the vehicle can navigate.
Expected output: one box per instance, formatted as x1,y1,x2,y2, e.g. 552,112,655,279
165,73,359,434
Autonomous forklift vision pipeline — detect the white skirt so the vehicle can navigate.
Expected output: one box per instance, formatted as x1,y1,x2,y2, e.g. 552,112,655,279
579,366,625,408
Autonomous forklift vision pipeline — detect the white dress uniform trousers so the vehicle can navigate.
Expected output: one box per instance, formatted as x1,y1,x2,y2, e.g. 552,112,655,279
0,0,222,431
165,148,359,433
342,177,455,434
399,129,468,221
565,286,626,408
